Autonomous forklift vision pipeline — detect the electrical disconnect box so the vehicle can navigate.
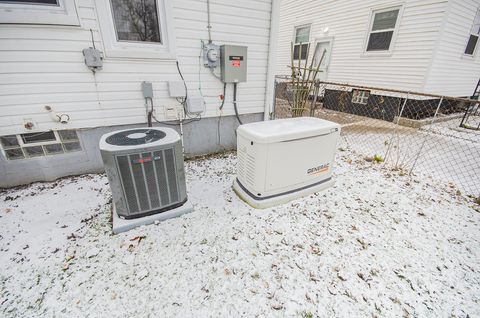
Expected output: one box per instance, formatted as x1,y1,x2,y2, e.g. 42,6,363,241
82,47,103,71
168,81,186,98
220,45,247,83
186,93,206,114
141,81,153,99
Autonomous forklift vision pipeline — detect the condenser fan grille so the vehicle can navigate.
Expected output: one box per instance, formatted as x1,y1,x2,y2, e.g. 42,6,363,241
115,148,181,216
106,129,166,146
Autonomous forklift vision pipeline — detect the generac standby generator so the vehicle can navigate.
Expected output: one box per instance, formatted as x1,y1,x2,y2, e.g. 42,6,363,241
99,127,193,233
233,117,341,208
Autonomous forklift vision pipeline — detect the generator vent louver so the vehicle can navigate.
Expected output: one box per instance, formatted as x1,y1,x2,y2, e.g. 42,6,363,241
237,139,255,188
100,127,188,220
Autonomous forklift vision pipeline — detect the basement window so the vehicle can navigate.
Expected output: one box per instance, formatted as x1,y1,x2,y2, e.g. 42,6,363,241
0,0,80,26
366,7,401,52
0,130,81,160
293,25,311,60
352,90,370,105
464,8,480,56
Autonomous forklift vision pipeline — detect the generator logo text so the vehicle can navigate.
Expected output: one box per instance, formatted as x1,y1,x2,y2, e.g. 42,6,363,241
307,163,330,175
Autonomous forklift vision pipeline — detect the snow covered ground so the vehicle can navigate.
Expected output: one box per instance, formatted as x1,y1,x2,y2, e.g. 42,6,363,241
337,115,480,197
1,151,479,317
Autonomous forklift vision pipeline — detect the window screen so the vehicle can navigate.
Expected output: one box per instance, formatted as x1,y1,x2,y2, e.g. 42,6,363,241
110,0,161,43
367,9,400,52
293,43,309,60
367,31,394,51
0,0,58,4
465,34,479,55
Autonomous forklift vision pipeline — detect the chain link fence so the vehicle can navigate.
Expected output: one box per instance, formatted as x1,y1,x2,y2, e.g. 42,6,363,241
273,76,480,197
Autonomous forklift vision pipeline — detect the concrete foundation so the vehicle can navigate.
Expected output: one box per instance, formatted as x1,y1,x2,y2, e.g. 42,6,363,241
0,113,263,188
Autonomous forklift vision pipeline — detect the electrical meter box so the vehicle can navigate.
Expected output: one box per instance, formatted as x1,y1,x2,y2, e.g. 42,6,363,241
220,45,247,83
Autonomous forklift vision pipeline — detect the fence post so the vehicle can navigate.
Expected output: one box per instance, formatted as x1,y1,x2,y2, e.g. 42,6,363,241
384,93,409,163
310,80,320,117
409,97,443,175
272,80,278,119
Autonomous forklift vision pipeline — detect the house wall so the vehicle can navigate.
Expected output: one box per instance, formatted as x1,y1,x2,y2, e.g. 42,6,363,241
0,113,262,187
424,0,480,96
0,0,277,187
276,0,449,93
0,0,272,136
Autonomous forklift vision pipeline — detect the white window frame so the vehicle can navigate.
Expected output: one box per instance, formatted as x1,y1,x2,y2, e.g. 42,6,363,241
352,89,370,105
463,7,480,57
95,0,176,59
363,5,403,56
0,0,80,26
293,24,311,61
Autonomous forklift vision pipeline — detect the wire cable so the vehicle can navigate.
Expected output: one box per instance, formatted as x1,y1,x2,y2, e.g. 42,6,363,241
176,60,188,102
152,113,200,126
233,83,243,125
219,83,226,110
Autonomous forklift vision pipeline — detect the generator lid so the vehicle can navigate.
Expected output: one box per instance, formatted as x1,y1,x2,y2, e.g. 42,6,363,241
99,127,180,152
238,117,340,143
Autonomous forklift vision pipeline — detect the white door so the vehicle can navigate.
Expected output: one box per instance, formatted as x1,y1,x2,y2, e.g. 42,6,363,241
313,39,332,81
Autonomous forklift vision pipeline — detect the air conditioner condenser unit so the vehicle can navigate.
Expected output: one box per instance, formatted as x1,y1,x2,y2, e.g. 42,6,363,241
233,117,341,208
99,127,193,233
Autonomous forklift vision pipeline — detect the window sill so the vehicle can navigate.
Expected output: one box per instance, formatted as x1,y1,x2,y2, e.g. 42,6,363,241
461,53,477,60
361,50,394,58
104,47,176,60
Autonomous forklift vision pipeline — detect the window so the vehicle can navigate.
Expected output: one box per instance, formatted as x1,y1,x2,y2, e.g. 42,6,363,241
465,8,480,56
0,130,82,160
366,7,401,52
293,25,310,60
111,0,161,43
352,90,370,104
0,0,79,26
0,0,58,4
96,0,175,59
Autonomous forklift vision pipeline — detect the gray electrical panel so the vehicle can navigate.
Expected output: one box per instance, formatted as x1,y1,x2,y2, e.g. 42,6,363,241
220,45,247,83
141,81,153,98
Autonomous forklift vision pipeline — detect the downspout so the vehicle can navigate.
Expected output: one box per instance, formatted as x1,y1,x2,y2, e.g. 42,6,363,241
263,0,281,121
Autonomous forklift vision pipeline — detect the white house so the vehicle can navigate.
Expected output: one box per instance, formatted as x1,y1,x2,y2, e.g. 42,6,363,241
0,0,280,187
276,0,480,97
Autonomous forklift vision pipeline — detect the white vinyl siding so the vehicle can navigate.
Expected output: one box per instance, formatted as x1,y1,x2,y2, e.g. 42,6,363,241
277,0,449,92
0,0,272,135
424,0,480,96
